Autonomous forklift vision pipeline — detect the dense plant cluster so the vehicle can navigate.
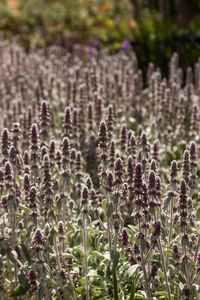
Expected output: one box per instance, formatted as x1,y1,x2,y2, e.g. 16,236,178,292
1,42,200,300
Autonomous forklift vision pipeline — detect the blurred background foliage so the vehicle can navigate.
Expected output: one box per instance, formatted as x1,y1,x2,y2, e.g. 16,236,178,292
0,0,200,74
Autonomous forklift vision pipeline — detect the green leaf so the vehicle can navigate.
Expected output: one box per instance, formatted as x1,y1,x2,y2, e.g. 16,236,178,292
10,282,30,296
103,252,110,260
19,205,30,213
42,263,50,274
87,269,97,277
102,199,106,212
16,176,22,187
140,239,146,251
76,286,84,293
48,231,54,245
0,248,5,256
106,262,112,277
130,277,135,300
106,202,113,217
0,290,6,299
135,290,147,299
128,225,137,233
20,244,31,263
157,270,165,279
56,197,62,211
165,250,173,257
194,284,200,292
127,265,140,278
181,256,187,274
135,294,147,300
196,207,200,220
72,246,84,256
62,252,75,259
164,196,171,210
21,229,28,237
18,271,26,287
155,291,169,297
38,284,45,300
8,250,18,263
113,251,120,268
11,198,17,211
91,288,103,296
0,217,4,225
155,291,175,299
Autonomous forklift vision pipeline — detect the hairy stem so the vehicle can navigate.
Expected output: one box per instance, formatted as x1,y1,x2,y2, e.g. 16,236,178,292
138,218,152,300
82,213,89,300
158,238,172,300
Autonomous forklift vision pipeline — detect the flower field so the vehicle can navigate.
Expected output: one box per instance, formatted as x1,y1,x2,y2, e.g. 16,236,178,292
0,41,200,300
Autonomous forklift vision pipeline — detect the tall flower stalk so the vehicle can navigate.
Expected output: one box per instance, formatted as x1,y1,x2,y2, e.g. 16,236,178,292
81,186,90,300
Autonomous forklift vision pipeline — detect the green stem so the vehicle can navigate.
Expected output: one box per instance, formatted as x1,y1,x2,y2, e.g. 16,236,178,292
106,192,112,257
62,180,67,251
169,196,174,245
82,213,89,300
194,235,200,262
138,218,152,300
112,264,119,300
167,195,174,269
158,238,172,300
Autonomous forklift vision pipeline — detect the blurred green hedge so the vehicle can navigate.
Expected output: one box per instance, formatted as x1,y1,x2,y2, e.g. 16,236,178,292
0,0,200,73
0,0,134,50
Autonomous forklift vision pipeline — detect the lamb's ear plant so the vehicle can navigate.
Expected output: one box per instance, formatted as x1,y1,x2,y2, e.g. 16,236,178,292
81,186,90,300
98,120,118,299
2,41,200,300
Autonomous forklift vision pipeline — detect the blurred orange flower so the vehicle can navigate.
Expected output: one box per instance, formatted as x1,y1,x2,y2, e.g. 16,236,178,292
100,23,107,29
9,0,19,9
129,20,136,29
101,2,110,11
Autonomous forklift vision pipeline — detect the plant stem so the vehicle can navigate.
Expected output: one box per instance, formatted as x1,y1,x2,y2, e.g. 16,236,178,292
113,225,118,299
112,264,119,300
169,196,174,245
195,235,200,261
143,244,154,265
183,242,194,299
54,235,61,269
39,264,50,300
82,213,89,300
166,195,174,269
68,271,78,300
62,180,67,251
158,238,172,300
106,192,118,299
138,218,152,300
106,193,112,257
9,199,17,285
6,254,14,289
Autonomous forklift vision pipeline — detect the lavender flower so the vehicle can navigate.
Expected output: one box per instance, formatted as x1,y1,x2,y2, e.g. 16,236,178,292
40,101,50,143
121,229,129,247
31,228,46,253
63,107,72,138
1,128,10,159
170,160,178,185
182,150,190,185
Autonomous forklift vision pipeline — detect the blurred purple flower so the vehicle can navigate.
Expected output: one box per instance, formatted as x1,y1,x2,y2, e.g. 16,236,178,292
88,46,94,55
72,31,79,38
95,39,101,50
122,39,131,51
